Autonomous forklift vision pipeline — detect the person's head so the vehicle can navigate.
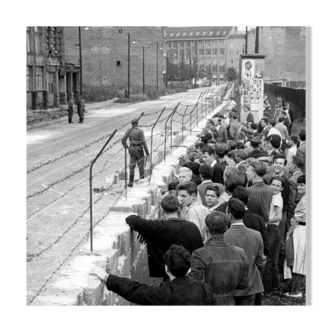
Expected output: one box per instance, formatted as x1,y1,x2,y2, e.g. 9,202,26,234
284,103,290,109
228,141,237,151
251,136,261,149
269,135,282,150
273,154,287,174
291,155,304,172
234,149,248,164
205,185,221,208
178,167,193,183
205,211,228,236
297,174,306,194
187,151,197,162
199,164,213,180
268,119,276,128
224,166,242,193
278,116,285,123
201,146,215,166
164,244,191,278
161,194,180,214
298,129,306,142
227,198,246,220
250,123,258,131
246,160,267,182
177,181,197,207
244,139,253,152
131,118,138,126
232,185,249,205
270,176,284,195
290,136,299,146
261,118,268,128
232,114,238,121
236,141,245,150
215,144,229,160
206,119,215,128
207,139,217,148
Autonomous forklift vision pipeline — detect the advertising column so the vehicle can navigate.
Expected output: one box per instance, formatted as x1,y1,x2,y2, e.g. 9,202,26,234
239,54,266,123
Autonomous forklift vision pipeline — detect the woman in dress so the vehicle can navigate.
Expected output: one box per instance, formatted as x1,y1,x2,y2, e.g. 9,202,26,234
285,174,306,298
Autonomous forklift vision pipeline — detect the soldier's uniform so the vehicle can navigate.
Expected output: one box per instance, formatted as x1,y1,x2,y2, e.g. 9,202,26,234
121,120,149,186
77,97,85,123
67,99,74,123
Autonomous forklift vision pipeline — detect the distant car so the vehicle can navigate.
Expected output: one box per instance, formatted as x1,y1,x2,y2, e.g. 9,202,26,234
204,81,211,87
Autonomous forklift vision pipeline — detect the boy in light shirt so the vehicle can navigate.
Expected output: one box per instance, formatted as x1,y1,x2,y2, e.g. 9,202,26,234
268,176,284,289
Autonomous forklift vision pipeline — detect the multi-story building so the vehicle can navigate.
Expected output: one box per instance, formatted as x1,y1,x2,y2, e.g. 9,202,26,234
64,26,166,94
246,26,306,83
226,33,246,71
26,26,80,110
164,26,238,83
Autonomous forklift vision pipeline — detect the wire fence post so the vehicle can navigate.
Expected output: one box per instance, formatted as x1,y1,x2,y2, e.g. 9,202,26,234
89,129,117,253
124,112,145,199
150,107,166,178
181,105,189,143
164,107,177,162
170,103,180,153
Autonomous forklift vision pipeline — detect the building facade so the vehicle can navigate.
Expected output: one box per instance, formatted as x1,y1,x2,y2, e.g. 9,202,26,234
64,26,166,94
226,33,246,71
246,26,306,83
164,26,240,83
26,26,80,110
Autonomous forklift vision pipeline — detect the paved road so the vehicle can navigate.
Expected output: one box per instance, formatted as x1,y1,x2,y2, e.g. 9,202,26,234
26,85,225,304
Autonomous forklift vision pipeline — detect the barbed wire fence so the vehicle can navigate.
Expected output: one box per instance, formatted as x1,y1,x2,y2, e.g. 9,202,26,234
27,89,222,304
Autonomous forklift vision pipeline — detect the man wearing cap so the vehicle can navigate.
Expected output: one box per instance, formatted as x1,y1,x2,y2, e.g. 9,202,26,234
77,95,85,123
121,118,149,187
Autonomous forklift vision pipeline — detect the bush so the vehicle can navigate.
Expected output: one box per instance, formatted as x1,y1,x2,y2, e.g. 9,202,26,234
83,84,121,103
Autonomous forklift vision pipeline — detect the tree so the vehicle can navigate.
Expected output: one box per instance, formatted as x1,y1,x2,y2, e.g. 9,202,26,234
224,67,239,81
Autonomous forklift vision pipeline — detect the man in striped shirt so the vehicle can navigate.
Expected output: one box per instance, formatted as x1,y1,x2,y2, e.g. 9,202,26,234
246,160,274,222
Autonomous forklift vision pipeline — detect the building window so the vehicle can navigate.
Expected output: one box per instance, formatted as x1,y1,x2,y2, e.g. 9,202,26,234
199,49,204,55
116,60,121,66
213,48,218,55
186,49,191,58
231,60,233,64
212,65,218,72
35,67,43,91
220,48,225,55
230,51,233,56
48,82,54,94
26,67,30,91
118,29,122,33
206,49,211,55
180,41,184,48
172,41,178,48
186,41,190,47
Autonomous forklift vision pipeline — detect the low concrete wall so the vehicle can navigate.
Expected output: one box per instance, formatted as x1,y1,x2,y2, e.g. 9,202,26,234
32,99,226,306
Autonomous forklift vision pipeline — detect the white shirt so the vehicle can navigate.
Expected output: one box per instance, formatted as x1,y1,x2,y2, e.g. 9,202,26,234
268,127,282,138
269,192,283,226
287,145,297,165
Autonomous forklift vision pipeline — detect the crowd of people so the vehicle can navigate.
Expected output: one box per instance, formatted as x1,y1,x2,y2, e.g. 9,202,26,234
91,100,306,305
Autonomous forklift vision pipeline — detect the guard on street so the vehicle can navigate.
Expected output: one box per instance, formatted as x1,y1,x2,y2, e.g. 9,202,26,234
77,96,85,123
67,97,74,123
121,118,149,187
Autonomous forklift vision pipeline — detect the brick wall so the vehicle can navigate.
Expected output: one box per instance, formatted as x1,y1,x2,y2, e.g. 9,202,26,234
247,27,306,81
65,27,166,91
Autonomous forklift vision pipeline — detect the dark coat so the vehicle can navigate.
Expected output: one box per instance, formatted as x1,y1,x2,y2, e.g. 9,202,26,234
126,215,203,278
190,237,249,305
121,126,149,155
225,225,266,296
248,149,268,159
105,274,215,305
212,161,227,185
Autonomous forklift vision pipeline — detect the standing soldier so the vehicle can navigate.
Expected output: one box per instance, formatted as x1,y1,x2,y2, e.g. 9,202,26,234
67,97,74,123
77,96,85,123
121,118,149,187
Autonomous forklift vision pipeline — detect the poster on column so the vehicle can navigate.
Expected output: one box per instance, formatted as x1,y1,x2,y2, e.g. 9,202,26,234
240,56,265,123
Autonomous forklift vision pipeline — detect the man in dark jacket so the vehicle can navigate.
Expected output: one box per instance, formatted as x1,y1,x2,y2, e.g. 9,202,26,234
77,96,85,123
201,145,226,185
190,211,249,305
67,97,74,123
121,118,149,187
126,194,203,279
91,244,214,305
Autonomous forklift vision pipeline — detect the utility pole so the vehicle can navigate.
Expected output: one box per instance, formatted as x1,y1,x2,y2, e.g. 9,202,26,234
143,46,145,94
255,26,259,54
156,42,159,91
165,55,168,88
79,27,82,96
189,59,191,86
128,33,130,98
182,52,184,87
245,26,248,54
